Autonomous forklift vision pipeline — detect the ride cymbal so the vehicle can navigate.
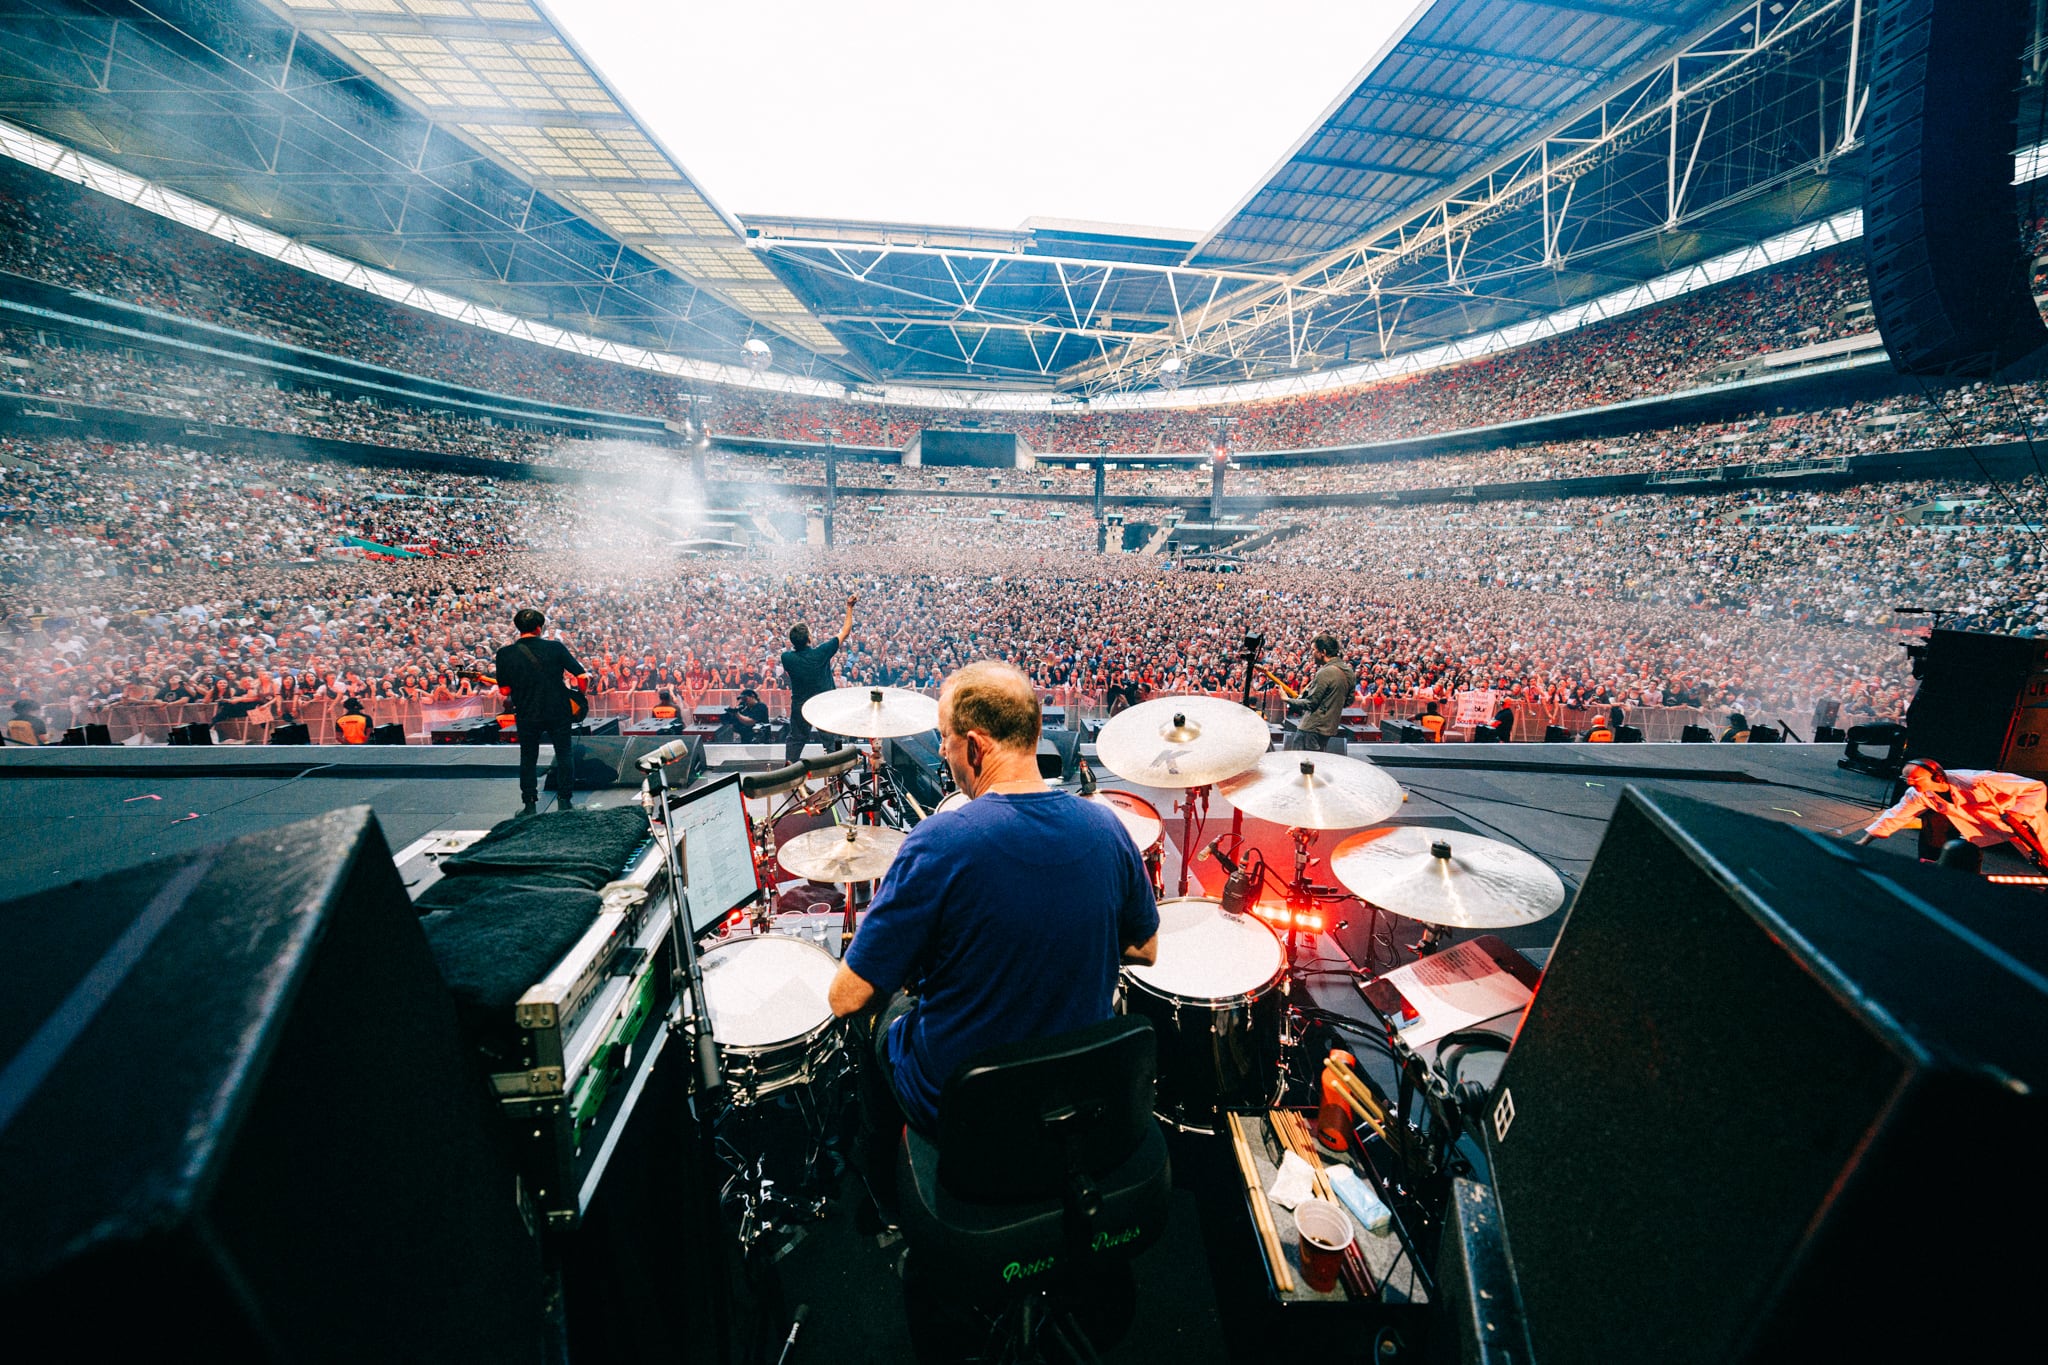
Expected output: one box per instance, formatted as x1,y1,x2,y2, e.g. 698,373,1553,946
800,686,940,739
1328,825,1565,928
1217,751,1405,830
1093,696,1270,789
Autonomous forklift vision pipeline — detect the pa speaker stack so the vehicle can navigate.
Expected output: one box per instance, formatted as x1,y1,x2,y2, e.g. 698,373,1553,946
1863,0,2047,374
1452,789,2045,1362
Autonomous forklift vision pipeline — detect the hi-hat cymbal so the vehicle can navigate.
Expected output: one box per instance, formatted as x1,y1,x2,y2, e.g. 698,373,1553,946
1093,696,1270,789
777,824,908,883
1217,751,1405,830
801,686,940,739
1328,826,1565,929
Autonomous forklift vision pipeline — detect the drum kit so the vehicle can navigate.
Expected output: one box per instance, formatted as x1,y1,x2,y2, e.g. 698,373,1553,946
1091,695,1566,1132
680,683,1570,1231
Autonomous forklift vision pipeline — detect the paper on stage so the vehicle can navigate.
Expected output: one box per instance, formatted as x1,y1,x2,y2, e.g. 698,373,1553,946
1370,937,1534,1047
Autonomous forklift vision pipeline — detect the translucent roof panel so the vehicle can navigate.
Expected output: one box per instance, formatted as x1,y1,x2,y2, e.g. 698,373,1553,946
263,0,842,352
1190,0,1730,269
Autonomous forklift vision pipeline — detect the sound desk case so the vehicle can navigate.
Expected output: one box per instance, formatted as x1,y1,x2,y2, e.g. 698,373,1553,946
494,830,681,1227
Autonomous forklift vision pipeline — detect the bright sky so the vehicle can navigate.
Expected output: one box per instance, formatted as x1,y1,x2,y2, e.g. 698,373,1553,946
545,0,1420,233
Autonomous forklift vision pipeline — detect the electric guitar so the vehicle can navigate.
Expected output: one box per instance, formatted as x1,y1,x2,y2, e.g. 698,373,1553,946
459,669,591,723
1256,665,1302,700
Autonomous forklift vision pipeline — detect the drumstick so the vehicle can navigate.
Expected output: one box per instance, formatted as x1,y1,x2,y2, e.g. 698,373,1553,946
1323,1058,1392,1139
1226,1113,1294,1293
1271,1111,1375,1298
1320,1062,1387,1137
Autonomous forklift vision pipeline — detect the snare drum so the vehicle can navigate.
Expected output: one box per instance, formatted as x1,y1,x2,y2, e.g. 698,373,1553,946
932,790,971,816
692,934,842,1103
1120,897,1285,1132
1088,789,1165,893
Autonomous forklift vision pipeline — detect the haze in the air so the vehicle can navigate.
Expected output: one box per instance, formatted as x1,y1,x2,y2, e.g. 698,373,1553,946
545,0,1419,233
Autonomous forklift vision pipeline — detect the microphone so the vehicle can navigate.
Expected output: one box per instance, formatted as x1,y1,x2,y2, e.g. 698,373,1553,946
1204,839,1258,915
776,1305,809,1365
1220,861,1259,917
1078,757,1098,796
637,738,694,773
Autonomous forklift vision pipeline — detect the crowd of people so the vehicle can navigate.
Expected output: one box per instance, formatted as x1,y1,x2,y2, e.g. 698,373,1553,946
5,155,1889,463
11,420,2038,739
0,326,687,473
0,159,685,418
12,148,2047,745
702,251,1874,452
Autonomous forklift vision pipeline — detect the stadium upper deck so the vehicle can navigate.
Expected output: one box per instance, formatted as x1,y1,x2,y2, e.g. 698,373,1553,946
0,0,1981,402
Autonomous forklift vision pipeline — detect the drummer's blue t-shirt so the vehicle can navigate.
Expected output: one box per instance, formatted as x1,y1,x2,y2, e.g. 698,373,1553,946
846,789,1160,1134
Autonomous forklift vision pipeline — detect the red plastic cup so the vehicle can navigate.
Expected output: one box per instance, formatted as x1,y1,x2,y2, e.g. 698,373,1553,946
1295,1198,1354,1294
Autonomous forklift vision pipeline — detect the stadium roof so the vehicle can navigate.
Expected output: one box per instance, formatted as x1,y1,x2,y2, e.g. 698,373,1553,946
0,0,1875,398
255,0,839,353
1189,0,1721,270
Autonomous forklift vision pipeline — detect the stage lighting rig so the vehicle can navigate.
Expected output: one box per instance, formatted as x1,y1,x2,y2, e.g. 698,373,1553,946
742,337,773,373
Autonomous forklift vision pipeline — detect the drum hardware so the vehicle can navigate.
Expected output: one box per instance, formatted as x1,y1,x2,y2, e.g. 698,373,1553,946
1095,695,1271,895
741,761,861,927
687,930,855,1257
645,758,738,1363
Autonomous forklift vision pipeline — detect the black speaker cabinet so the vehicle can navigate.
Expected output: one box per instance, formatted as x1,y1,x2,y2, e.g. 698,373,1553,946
1484,789,2046,1362
0,807,546,1360
1863,0,2047,373
1904,629,2048,779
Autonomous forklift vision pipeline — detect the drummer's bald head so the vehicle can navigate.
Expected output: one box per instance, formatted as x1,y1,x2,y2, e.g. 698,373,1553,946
939,661,1041,751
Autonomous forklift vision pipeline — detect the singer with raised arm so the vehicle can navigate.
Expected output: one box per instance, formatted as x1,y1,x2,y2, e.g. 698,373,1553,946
782,593,856,762
495,607,589,818
825,661,1159,1217
1262,633,1357,754
1855,759,2048,866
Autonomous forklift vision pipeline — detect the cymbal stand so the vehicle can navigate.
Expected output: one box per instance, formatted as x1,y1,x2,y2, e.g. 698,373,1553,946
744,774,837,929
1172,784,1212,896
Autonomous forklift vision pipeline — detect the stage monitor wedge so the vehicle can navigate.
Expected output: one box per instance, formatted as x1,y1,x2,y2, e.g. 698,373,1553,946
0,806,546,1361
1863,0,2048,374
1485,788,2046,1364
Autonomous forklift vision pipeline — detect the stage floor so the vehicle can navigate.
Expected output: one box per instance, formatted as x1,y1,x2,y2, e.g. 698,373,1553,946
0,738,1979,1361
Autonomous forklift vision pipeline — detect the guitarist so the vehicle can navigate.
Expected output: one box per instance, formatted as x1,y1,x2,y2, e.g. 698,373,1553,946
1262,633,1357,754
496,607,590,817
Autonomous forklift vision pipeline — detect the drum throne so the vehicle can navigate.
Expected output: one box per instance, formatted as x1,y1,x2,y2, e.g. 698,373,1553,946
894,1017,1172,1360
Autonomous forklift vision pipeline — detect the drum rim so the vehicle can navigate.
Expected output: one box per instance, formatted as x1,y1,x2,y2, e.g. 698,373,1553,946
697,932,840,1053
1122,895,1285,1005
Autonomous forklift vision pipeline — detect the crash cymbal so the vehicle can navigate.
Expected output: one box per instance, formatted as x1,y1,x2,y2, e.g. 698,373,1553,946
1093,696,1270,789
800,686,940,739
1328,826,1566,929
777,824,908,883
1217,751,1405,830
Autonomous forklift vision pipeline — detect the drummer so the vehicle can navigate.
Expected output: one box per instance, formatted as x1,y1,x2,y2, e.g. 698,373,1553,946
828,661,1160,1200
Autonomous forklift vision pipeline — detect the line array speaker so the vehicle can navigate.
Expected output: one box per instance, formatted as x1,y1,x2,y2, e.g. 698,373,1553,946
1863,0,2047,374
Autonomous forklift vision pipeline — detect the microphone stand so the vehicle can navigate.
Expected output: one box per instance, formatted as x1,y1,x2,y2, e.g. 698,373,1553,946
651,761,734,1364
1223,630,1269,865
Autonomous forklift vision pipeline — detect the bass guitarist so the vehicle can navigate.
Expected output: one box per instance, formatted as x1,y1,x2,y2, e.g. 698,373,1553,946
496,607,591,817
